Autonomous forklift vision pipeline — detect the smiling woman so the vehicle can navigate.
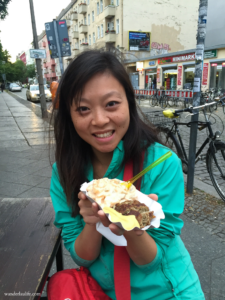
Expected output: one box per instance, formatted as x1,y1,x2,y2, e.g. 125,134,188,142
49,50,205,300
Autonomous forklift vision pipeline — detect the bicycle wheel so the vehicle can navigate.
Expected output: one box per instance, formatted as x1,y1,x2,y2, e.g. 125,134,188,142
167,97,174,107
159,96,167,109
207,143,225,202
159,129,187,173
209,102,217,113
151,95,158,107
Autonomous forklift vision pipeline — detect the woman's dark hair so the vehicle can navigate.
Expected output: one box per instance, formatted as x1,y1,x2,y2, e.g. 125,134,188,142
52,49,161,216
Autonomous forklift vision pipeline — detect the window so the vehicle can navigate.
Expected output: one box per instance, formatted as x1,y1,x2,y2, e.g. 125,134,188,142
75,24,78,31
85,36,88,43
84,16,87,25
101,24,103,37
92,11,95,22
82,38,84,43
97,2,99,15
89,34,91,45
107,22,114,30
116,0,119,5
80,40,81,44
93,32,96,43
116,19,119,34
87,0,89,4
97,26,100,39
88,14,90,25
100,0,103,12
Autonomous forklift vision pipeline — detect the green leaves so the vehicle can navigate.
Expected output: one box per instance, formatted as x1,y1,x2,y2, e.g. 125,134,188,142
0,0,12,20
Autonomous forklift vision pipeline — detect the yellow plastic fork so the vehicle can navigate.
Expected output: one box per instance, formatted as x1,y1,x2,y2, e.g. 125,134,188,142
122,151,172,189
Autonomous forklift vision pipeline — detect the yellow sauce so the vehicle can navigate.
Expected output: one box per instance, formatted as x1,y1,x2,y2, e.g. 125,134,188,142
103,207,140,231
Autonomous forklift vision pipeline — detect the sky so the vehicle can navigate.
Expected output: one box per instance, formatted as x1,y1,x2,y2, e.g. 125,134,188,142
0,0,72,62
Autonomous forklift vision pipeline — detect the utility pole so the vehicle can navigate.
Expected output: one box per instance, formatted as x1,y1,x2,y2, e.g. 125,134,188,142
186,0,208,194
29,0,48,118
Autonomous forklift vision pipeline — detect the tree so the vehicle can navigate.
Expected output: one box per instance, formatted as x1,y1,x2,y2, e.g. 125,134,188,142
25,64,36,79
0,0,12,20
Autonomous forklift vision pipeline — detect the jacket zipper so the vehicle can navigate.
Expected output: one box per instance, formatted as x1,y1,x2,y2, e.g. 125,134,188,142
161,266,179,299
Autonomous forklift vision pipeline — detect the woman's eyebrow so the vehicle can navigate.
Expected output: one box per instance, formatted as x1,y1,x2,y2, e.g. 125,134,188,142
80,91,122,103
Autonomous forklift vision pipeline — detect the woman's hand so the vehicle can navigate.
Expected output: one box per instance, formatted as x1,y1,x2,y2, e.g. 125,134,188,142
78,192,101,226
98,194,158,236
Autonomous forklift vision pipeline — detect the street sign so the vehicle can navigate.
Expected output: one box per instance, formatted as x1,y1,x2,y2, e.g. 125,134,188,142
30,49,46,59
45,20,71,59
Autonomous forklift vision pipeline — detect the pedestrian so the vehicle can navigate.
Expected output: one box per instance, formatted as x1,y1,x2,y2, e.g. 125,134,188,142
153,77,156,89
1,82,5,93
48,50,205,300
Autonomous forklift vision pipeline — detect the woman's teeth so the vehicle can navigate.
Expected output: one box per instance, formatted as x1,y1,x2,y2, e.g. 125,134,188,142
95,131,113,138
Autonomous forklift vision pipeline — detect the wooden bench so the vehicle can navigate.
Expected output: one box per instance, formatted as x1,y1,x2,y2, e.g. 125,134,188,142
0,198,64,300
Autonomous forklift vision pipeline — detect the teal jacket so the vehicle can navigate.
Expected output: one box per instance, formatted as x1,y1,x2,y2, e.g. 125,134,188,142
50,141,205,300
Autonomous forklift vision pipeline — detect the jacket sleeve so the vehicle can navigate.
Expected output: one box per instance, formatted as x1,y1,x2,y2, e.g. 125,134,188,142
134,146,185,273
50,163,96,267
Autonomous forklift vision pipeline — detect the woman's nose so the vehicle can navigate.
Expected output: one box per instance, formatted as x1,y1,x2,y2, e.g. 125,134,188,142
91,110,110,126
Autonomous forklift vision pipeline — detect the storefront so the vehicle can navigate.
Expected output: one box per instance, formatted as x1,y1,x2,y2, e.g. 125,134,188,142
182,62,195,89
144,67,157,89
160,64,178,90
209,59,225,90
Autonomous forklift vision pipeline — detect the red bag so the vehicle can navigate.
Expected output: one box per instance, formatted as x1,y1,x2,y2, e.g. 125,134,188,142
47,155,144,300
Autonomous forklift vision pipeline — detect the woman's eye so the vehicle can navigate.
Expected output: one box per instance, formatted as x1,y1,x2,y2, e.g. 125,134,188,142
106,101,119,107
76,106,89,112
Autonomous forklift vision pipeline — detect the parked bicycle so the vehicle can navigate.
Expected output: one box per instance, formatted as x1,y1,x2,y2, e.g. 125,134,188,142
145,102,225,201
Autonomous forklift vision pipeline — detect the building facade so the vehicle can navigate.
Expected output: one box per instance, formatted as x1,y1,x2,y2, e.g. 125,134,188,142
38,31,57,83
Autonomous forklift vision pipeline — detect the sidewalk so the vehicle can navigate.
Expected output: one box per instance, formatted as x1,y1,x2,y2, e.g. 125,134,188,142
0,92,225,299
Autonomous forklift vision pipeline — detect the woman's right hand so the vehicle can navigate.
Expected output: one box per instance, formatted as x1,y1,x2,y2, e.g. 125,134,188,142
78,192,100,226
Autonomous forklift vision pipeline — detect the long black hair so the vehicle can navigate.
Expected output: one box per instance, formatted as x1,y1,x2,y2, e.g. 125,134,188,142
52,50,161,216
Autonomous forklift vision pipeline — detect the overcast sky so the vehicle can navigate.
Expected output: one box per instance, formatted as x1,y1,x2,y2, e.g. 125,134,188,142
0,0,71,62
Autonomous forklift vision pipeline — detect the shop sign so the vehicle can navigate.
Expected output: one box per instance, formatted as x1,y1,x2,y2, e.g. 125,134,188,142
158,53,195,64
151,42,170,51
149,61,156,66
157,68,161,83
222,63,225,67
204,50,217,59
202,63,209,85
177,66,182,86
211,63,217,67
136,62,143,71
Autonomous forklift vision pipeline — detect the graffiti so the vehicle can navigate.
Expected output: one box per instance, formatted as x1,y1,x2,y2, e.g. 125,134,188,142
151,42,170,51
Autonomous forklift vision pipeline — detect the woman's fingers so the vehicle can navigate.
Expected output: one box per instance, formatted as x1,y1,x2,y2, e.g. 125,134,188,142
109,223,124,236
78,191,87,200
98,210,111,227
148,194,158,201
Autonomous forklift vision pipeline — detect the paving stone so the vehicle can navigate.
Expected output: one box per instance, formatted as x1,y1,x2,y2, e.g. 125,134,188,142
0,181,31,197
17,186,50,198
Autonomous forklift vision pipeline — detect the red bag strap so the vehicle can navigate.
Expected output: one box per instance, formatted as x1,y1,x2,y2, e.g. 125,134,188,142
114,152,145,300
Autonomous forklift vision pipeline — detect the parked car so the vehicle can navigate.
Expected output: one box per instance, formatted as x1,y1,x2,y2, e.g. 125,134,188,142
26,85,52,102
9,83,22,92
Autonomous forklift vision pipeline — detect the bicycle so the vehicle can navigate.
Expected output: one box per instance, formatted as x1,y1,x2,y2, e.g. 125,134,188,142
145,103,225,201
150,89,167,108
211,95,225,114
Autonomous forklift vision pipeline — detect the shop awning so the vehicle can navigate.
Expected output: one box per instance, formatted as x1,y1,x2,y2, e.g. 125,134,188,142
146,72,157,75
163,69,177,74
184,68,195,72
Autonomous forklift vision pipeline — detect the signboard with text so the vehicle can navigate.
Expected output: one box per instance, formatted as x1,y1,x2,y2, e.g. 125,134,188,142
158,53,195,64
45,20,71,59
157,68,161,83
202,63,209,85
30,49,46,59
204,50,217,59
129,31,151,51
177,66,182,86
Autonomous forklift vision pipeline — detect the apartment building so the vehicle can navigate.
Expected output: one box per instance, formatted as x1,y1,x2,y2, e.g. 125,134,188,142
38,31,57,83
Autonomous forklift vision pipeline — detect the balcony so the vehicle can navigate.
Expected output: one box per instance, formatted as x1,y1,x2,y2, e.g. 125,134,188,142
79,25,88,34
51,72,56,77
78,4,87,14
104,5,115,18
43,63,47,68
80,44,89,51
50,59,56,65
105,32,116,43
72,31,79,39
66,20,72,28
73,49,80,56
44,69,48,74
71,12,78,20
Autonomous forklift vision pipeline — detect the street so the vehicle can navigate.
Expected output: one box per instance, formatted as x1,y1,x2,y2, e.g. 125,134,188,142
13,88,52,109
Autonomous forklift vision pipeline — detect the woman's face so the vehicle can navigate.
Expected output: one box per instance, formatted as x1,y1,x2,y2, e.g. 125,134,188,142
70,72,130,155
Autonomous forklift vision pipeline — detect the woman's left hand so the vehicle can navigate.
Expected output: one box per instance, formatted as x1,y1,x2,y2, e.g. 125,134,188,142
97,194,158,236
